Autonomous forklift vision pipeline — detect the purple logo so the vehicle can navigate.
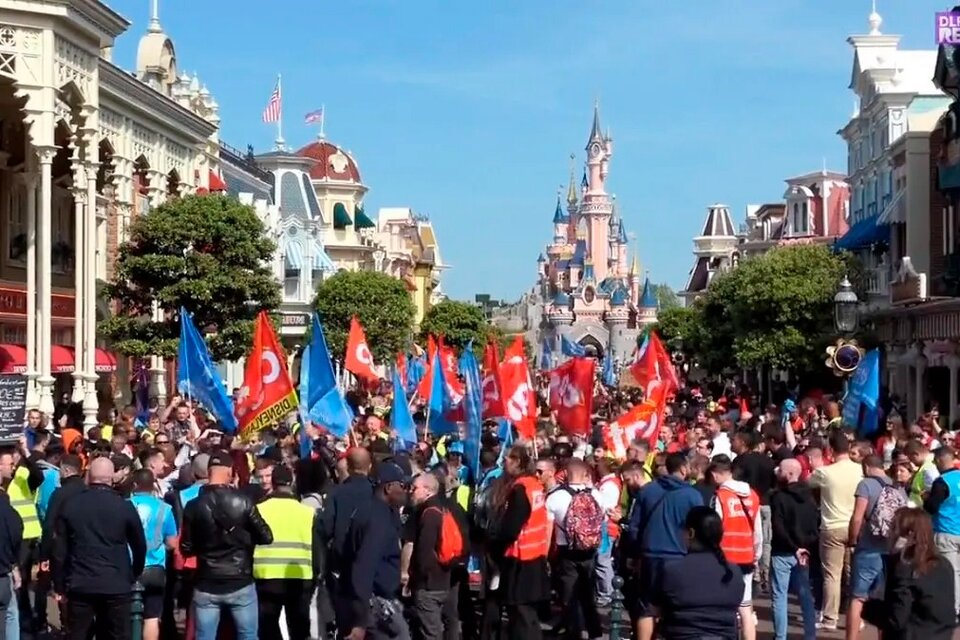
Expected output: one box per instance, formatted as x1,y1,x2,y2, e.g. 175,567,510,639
937,11,960,45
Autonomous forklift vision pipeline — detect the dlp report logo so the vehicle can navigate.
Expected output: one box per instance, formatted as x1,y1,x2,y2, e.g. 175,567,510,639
937,11,960,45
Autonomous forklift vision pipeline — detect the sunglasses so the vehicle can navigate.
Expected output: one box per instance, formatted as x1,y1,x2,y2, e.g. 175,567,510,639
155,439,170,445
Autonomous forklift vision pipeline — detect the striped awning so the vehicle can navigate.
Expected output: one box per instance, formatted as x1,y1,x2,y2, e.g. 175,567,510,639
311,239,336,272
285,240,304,270
878,190,906,225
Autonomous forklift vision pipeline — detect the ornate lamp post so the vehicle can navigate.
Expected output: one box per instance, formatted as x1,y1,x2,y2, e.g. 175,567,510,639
834,275,859,335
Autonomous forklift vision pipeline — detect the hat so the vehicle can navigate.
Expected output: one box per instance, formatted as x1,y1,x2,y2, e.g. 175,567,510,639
272,465,294,487
373,462,408,486
207,450,233,468
446,442,464,456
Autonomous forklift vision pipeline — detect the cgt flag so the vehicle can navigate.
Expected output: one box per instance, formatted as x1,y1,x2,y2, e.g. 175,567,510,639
548,357,595,436
345,316,380,382
235,312,298,439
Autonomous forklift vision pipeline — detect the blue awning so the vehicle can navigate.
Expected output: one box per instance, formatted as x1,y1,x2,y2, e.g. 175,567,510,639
835,215,889,251
285,240,304,270
310,239,336,272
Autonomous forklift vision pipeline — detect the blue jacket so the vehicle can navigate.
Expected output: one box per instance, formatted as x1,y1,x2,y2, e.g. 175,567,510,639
321,475,375,574
36,463,60,523
631,476,704,558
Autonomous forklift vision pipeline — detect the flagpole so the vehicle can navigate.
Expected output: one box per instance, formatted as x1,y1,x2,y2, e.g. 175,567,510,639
275,73,285,150
319,103,325,140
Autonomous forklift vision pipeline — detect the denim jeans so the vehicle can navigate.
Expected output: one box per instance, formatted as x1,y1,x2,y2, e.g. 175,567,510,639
5,575,17,640
770,555,816,640
193,583,258,640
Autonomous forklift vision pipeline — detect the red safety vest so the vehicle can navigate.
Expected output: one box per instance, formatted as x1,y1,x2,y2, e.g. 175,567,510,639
504,476,549,561
716,486,759,566
599,475,622,540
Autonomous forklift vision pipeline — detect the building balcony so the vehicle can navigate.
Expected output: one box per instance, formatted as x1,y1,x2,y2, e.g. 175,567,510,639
865,265,891,296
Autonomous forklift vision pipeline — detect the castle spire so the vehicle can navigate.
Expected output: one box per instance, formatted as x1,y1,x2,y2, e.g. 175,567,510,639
566,153,578,206
868,0,882,35
629,252,639,277
148,0,162,33
588,99,603,144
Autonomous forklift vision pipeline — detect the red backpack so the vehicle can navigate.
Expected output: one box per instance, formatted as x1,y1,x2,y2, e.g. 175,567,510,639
426,506,467,566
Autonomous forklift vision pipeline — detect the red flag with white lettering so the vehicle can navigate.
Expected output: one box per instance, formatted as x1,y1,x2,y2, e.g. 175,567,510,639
499,336,537,439
345,316,380,381
481,341,505,419
416,335,438,401
235,312,298,439
547,357,595,436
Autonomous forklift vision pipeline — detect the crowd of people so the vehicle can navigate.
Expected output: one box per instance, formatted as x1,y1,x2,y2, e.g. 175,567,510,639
2,382,960,640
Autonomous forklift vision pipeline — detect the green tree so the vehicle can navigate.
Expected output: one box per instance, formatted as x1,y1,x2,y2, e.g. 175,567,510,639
653,306,700,354
100,194,281,361
314,270,416,362
699,244,849,372
653,283,681,310
419,300,489,351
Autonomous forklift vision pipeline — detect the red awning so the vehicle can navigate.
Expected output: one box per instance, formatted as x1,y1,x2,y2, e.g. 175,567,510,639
209,170,227,192
0,344,117,374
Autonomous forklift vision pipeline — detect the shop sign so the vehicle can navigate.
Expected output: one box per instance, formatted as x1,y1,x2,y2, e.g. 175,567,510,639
0,287,73,318
280,312,311,327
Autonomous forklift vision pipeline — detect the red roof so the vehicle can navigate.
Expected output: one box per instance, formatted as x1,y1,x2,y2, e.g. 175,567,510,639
296,140,362,183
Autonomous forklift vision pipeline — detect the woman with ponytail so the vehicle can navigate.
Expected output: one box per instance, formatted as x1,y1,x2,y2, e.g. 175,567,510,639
639,505,744,640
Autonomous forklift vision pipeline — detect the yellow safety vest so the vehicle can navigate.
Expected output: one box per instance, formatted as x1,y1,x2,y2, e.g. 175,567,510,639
10,466,40,540
455,485,470,512
253,497,314,580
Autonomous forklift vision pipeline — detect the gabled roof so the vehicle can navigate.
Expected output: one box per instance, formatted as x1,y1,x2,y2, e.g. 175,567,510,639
684,257,709,294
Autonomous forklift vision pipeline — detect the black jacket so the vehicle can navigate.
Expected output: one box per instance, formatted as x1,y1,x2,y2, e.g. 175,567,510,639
40,475,85,562
51,483,146,596
731,451,777,504
180,484,273,592
769,482,819,556
405,494,452,592
864,554,956,640
322,474,374,575
0,493,22,574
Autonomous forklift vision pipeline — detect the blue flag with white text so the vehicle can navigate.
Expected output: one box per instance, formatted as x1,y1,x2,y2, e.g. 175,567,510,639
842,348,880,437
305,314,355,438
428,347,458,436
602,355,616,387
177,307,238,433
561,335,586,357
391,370,417,449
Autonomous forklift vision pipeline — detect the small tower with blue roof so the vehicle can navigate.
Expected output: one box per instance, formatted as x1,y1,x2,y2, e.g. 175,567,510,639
638,276,659,326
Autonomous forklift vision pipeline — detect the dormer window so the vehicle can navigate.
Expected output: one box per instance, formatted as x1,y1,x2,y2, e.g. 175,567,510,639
784,185,813,236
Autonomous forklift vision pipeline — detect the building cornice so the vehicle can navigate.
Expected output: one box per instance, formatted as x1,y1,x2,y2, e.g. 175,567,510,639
67,0,128,42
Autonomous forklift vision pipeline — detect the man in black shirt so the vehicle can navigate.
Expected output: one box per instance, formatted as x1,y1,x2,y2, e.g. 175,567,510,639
180,450,273,640
731,429,777,591
0,485,21,635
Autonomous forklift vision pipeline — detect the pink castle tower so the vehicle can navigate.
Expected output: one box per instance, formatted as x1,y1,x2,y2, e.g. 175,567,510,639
583,102,614,282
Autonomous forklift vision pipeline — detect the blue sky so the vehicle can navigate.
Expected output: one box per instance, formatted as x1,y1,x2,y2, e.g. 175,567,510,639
114,0,947,301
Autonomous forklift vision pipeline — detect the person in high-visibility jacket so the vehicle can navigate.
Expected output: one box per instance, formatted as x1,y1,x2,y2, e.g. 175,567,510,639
710,457,762,640
492,445,550,640
253,464,322,640
1,433,45,628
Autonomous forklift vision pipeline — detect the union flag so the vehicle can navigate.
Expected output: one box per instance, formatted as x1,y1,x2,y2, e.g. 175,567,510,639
547,357,595,436
499,336,537,439
481,341,505,419
344,316,380,381
236,312,298,439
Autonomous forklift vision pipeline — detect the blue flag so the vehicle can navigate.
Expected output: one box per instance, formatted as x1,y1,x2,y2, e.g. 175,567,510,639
843,348,881,437
406,353,426,394
305,314,355,438
637,334,650,361
428,347,458,436
297,345,314,458
561,335,586,357
602,355,616,387
539,339,553,370
177,307,238,433
460,345,483,483
391,369,417,449
496,420,514,468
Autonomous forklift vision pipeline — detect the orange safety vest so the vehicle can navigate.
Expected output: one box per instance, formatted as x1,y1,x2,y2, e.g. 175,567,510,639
504,476,549,561
599,475,622,540
716,486,759,566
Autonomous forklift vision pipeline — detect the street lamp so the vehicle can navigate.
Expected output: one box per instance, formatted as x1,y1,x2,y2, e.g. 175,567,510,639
834,275,859,335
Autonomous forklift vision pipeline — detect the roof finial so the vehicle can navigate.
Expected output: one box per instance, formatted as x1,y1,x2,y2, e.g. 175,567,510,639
567,153,578,205
148,0,162,33
822,156,827,175
868,0,882,35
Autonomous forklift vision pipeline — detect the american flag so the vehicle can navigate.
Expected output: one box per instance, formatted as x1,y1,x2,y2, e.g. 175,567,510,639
262,80,281,123
304,108,324,124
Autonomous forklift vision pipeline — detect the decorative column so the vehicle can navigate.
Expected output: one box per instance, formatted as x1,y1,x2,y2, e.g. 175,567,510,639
22,166,39,410
149,303,167,406
948,353,960,429
70,136,86,402
146,169,165,208
83,153,100,429
36,146,58,417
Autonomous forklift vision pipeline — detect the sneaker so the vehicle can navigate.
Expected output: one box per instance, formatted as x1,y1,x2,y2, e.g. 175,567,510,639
816,621,838,631
816,610,824,624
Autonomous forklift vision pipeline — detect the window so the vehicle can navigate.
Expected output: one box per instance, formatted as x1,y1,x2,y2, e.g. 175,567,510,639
284,269,300,299
800,201,808,234
51,191,73,274
6,181,24,265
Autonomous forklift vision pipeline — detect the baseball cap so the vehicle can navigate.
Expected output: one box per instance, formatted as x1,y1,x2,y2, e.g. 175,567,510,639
373,462,408,486
207,450,233,468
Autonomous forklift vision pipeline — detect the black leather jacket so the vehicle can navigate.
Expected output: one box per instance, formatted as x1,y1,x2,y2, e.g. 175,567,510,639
180,484,273,584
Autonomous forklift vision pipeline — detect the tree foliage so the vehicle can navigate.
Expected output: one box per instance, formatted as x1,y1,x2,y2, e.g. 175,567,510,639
653,283,681,310
314,270,416,362
100,194,281,361
418,300,490,351
653,306,699,354
695,244,849,372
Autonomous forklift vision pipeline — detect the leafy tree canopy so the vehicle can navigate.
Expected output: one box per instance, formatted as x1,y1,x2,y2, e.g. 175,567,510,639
653,283,681,310
100,194,281,361
419,300,489,351
653,306,699,353
698,244,849,371
314,270,416,362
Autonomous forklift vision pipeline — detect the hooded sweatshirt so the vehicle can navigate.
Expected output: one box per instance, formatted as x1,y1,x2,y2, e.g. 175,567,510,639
713,479,763,571
768,481,820,555
633,475,704,558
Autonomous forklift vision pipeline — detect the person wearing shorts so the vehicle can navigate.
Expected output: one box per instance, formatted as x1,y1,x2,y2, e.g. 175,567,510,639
129,469,178,640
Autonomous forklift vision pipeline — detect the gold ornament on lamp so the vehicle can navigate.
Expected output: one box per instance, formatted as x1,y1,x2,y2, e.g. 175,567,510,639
825,339,865,377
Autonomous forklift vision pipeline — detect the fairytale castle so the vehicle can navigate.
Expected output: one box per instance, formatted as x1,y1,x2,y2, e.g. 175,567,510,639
532,106,658,365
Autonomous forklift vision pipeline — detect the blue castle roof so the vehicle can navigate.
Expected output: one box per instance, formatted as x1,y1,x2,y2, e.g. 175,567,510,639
552,291,571,307
552,196,568,224
610,286,629,306
582,261,595,282
617,219,628,244
640,278,657,308
570,239,587,266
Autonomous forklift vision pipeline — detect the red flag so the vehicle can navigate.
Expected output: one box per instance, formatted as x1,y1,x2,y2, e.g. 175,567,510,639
396,352,407,386
547,357,595,436
345,316,380,381
602,382,668,455
236,312,298,439
629,332,676,392
499,336,537,439
439,338,465,404
416,335,438,400
481,341,505,418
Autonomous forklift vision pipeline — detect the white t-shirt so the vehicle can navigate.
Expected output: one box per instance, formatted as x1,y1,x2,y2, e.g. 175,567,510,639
545,484,605,548
712,432,734,459
596,474,621,512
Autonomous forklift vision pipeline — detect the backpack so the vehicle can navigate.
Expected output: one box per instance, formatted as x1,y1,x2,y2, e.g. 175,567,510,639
427,506,468,566
866,479,907,539
563,487,605,551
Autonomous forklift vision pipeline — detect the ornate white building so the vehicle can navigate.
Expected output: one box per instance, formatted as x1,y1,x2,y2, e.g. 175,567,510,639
0,0,222,421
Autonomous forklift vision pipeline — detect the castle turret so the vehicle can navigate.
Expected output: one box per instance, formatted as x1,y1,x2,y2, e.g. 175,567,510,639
552,194,568,244
606,285,632,363
638,277,658,326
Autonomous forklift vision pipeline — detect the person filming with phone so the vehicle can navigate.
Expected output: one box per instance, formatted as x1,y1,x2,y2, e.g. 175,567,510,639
768,458,820,640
